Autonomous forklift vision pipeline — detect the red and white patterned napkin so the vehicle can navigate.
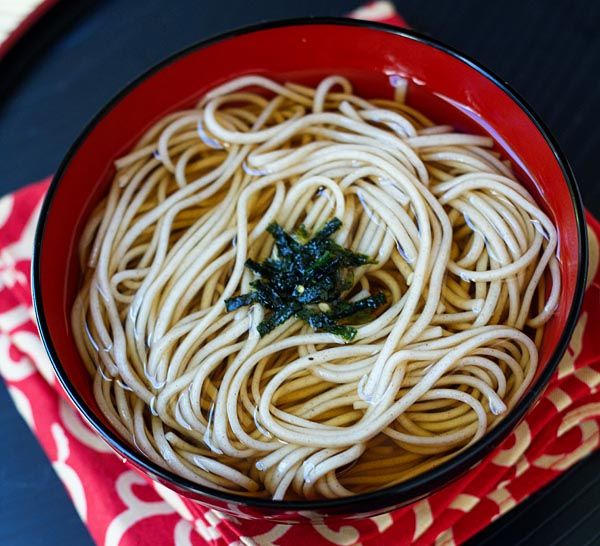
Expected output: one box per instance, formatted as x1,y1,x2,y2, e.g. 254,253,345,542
2,3,600,545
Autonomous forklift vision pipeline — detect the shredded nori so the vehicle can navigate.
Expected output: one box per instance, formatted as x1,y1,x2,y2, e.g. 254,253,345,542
224,218,387,341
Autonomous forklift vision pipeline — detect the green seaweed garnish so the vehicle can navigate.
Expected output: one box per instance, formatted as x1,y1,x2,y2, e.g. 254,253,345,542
225,218,387,341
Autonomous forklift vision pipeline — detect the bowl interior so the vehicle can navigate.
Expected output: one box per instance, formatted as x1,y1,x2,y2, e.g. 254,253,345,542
35,21,583,511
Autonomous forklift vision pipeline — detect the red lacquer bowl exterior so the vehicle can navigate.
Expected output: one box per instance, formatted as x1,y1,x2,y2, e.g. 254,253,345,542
32,18,587,522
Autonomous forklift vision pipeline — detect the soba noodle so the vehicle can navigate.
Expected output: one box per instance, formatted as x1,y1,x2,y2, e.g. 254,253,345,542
71,75,560,500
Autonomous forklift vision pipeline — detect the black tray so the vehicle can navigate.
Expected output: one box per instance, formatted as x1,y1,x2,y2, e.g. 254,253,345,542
0,1,598,545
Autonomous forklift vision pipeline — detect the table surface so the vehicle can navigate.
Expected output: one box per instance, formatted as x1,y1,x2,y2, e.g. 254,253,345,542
0,0,599,545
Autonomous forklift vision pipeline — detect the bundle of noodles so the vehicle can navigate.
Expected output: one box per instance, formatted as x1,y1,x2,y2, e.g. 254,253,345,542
71,75,559,500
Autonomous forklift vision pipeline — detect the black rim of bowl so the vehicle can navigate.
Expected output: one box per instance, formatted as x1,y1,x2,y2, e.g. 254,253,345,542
32,16,589,512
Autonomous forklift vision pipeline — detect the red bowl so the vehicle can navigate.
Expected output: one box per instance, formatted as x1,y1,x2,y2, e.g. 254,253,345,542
32,18,588,521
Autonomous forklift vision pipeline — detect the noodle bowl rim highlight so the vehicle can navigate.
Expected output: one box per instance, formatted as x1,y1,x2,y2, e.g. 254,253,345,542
32,18,587,512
